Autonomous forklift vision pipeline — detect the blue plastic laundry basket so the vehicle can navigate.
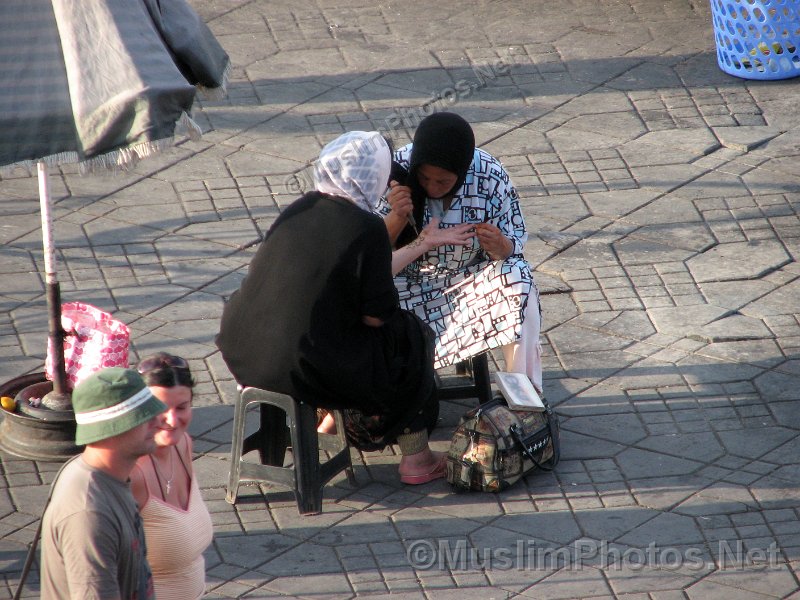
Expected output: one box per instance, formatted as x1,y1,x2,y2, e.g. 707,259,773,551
710,0,800,79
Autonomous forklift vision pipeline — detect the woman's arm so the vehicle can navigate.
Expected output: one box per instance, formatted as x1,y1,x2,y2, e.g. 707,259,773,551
129,462,148,509
476,156,526,260
495,166,527,256
182,432,195,476
361,220,473,326
391,218,474,275
474,222,514,260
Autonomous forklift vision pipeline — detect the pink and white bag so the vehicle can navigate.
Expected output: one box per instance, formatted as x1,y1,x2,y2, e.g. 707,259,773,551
45,302,130,390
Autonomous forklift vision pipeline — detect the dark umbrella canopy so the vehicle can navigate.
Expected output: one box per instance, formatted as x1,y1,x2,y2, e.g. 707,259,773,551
0,0,229,403
0,0,229,171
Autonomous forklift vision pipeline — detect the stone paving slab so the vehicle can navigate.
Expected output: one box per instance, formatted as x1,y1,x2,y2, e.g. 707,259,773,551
2,0,800,598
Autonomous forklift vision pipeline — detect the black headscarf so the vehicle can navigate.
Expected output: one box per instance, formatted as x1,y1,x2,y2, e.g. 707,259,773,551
395,112,476,248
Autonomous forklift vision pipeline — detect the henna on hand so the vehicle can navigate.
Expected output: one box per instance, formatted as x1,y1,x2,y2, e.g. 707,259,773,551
406,233,426,250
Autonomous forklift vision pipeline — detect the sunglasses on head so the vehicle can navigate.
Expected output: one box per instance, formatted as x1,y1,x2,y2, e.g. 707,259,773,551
136,354,189,375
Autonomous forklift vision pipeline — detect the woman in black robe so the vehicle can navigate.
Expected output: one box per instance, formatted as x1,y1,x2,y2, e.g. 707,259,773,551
216,131,473,484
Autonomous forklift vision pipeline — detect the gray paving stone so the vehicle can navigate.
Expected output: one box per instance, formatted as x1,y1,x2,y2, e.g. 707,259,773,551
549,320,630,353
637,431,725,463
648,305,732,336
555,381,635,416
604,563,698,595
524,565,613,599
558,430,627,461
743,163,800,195
602,357,687,390
214,533,297,569
558,348,643,382
2,0,800,598
575,507,660,541
715,427,797,460
540,239,623,273
688,240,793,283
255,542,343,577
687,563,797,599
412,489,503,521
745,273,800,310
678,354,765,385
673,482,760,517
632,221,716,254
258,572,352,597
713,126,783,153
562,412,648,446
617,511,705,546
615,448,704,480
768,401,800,431
391,506,483,540
490,511,582,545
700,339,787,369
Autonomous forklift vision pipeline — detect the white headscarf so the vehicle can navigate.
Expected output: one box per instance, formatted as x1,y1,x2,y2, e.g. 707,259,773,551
313,131,391,212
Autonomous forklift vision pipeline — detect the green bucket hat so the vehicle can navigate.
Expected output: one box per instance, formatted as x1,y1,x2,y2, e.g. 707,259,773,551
72,367,167,445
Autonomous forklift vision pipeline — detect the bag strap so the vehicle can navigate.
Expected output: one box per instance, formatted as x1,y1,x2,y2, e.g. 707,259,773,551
14,454,81,600
546,406,561,467
509,400,561,473
509,423,557,472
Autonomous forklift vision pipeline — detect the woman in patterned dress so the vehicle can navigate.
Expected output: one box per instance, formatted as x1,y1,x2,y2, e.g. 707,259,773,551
379,112,543,391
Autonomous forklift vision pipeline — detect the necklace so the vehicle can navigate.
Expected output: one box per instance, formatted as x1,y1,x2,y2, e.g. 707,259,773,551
150,447,175,499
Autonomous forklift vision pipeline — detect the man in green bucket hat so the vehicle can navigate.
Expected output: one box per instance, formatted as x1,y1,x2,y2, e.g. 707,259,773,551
40,367,167,600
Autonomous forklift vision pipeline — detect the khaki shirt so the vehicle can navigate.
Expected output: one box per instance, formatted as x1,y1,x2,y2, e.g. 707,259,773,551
41,457,155,600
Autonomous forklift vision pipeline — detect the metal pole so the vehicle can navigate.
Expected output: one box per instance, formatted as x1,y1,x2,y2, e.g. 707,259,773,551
38,162,71,409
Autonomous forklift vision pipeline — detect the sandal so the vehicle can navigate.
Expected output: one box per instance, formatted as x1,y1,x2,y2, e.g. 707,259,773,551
400,454,447,485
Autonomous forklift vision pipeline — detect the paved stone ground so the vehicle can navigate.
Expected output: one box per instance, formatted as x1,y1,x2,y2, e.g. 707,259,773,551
2,0,800,598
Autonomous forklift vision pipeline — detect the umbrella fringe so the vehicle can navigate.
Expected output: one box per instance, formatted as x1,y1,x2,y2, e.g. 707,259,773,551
79,139,175,173
1,152,82,177
1,114,203,177
196,61,232,101
176,111,203,141
80,115,201,173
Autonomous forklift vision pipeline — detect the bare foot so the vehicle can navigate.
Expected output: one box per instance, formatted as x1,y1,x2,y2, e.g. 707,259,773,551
317,412,336,434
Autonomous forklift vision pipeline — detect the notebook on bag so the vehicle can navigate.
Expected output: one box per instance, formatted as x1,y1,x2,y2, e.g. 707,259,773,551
494,371,545,411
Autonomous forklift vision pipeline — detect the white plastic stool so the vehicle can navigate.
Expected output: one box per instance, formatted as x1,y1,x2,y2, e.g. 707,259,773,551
226,387,355,515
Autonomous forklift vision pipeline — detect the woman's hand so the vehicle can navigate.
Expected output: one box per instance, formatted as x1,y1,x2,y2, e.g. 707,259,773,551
390,218,474,275
362,315,384,328
387,181,413,220
384,180,414,242
420,218,474,250
474,222,513,260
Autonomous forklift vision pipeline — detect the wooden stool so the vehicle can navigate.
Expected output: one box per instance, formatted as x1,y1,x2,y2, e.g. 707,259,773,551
436,352,493,405
226,387,355,515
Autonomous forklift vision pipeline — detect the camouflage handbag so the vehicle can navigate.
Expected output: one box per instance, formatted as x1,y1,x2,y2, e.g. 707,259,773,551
445,393,560,492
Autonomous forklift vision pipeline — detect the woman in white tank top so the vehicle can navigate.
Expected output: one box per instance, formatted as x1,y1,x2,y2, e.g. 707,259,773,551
130,353,213,600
